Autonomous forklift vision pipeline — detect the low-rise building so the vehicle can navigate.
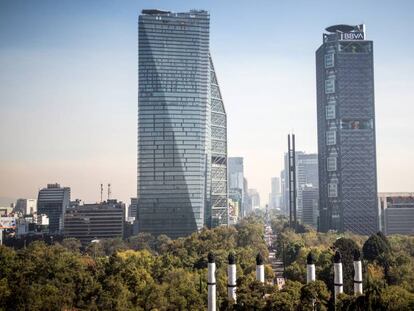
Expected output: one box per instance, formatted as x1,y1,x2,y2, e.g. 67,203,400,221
379,193,414,235
64,199,125,245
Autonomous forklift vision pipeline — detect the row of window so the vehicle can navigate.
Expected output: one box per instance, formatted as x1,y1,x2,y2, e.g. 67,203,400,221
328,183,338,197
325,78,335,94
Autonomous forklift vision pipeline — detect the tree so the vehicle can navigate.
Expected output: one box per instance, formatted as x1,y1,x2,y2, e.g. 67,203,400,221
299,280,330,311
128,232,156,251
60,238,82,253
235,279,273,310
158,268,205,310
266,280,302,311
363,234,390,262
381,285,414,311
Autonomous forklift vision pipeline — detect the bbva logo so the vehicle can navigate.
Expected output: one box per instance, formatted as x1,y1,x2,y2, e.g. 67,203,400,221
340,32,364,40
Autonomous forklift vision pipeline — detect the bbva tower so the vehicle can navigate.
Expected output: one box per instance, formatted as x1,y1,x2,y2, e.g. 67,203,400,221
316,24,378,235
137,10,228,238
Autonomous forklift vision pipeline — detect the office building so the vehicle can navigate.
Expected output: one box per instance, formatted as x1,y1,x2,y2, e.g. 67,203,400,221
269,177,281,209
228,198,239,225
248,189,261,209
316,24,378,234
128,198,138,219
379,193,414,235
15,199,37,215
280,170,287,214
64,200,125,245
302,185,319,227
228,157,245,217
138,9,228,238
228,157,244,190
243,178,252,215
37,183,70,234
281,152,318,222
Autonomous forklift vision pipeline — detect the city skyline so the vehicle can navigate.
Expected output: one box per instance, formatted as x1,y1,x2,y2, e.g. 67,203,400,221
1,0,414,205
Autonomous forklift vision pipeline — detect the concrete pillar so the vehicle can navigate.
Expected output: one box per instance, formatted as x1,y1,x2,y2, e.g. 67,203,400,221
353,249,363,295
227,253,237,302
208,252,216,311
256,253,265,283
306,251,316,283
334,251,343,300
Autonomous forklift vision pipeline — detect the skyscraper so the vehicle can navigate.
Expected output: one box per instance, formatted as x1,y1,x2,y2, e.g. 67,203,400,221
37,183,70,234
269,177,280,209
138,9,228,238
228,157,245,217
316,24,378,234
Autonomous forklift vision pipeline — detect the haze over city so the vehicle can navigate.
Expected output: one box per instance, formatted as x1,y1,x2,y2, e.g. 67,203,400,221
1,0,414,205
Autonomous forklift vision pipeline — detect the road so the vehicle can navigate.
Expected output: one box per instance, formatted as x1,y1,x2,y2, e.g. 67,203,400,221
265,224,285,288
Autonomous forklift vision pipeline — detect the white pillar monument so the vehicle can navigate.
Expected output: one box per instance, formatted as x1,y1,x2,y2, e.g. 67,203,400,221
207,252,216,311
334,251,343,300
256,253,265,283
227,253,237,302
306,251,316,283
353,249,363,295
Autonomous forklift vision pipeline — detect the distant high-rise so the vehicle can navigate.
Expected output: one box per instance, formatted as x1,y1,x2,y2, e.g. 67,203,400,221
269,177,280,209
37,183,70,234
248,189,261,210
138,9,228,238
14,198,37,215
228,157,245,217
302,186,319,227
316,24,378,234
281,152,318,221
128,197,138,219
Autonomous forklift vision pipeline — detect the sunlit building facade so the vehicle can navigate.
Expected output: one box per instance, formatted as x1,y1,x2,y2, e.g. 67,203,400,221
138,9,227,238
316,24,378,234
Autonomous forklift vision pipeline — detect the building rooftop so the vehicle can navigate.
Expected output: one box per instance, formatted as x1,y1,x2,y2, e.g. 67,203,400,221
141,9,171,15
325,24,356,33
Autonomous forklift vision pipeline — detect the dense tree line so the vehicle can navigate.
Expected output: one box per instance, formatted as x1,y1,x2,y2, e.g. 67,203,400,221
0,214,413,310
271,215,414,310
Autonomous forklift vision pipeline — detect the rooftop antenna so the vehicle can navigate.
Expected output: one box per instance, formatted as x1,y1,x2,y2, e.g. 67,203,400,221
107,183,111,201
100,184,103,203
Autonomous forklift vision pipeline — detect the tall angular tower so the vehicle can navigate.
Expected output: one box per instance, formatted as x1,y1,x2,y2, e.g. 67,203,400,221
138,10,227,238
316,24,378,235
209,55,228,227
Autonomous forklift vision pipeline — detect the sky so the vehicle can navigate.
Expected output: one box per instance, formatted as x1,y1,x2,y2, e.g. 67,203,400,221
1,0,414,206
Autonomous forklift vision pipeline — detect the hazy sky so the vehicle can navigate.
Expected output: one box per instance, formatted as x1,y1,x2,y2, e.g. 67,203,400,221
1,0,414,205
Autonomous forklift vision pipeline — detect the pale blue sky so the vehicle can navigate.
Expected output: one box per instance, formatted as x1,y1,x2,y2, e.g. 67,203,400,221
1,0,413,205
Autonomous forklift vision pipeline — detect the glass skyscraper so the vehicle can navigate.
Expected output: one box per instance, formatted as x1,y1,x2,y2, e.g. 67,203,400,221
37,183,70,234
316,24,378,234
138,9,227,238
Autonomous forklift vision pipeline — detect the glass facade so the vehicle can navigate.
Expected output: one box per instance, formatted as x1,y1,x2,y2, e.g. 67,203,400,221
138,10,227,238
316,24,378,234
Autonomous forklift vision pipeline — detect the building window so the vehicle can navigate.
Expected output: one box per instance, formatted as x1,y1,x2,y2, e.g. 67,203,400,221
326,131,336,145
326,105,335,119
341,119,373,130
328,183,338,197
325,79,335,94
325,53,334,68
327,157,337,171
